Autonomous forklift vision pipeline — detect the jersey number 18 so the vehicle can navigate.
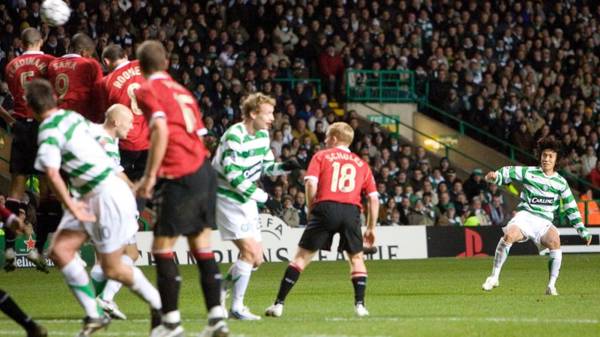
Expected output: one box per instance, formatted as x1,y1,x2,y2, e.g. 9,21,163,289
330,162,356,193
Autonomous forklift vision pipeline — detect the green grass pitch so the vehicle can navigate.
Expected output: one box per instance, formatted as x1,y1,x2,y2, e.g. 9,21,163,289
1,255,599,337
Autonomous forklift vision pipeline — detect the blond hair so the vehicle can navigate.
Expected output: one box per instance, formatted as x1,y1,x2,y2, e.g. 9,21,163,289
327,122,354,145
241,92,276,119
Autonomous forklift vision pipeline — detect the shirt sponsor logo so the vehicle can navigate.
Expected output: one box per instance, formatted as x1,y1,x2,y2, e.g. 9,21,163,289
530,197,554,205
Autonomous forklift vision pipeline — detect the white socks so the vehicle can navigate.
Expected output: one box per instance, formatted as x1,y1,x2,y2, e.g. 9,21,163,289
131,266,162,310
491,238,512,279
230,260,253,312
61,258,101,318
548,249,562,288
101,255,133,301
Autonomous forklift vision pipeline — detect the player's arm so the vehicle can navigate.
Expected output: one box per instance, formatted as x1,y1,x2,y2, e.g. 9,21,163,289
561,186,592,245
363,168,379,247
0,106,15,127
485,166,527,185
220,134,268,203
138,117,168,198
305,178,317,216
303,152,322,216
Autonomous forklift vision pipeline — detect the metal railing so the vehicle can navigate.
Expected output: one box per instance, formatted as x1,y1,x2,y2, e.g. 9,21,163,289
346,69,420,103
273,77,321,95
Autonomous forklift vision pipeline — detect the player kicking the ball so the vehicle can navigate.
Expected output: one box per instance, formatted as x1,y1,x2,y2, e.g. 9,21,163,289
482,138,592,295
265,122,379,318
25,79,162,337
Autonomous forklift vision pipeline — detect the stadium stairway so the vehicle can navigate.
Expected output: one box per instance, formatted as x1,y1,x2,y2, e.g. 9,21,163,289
348,102,521,210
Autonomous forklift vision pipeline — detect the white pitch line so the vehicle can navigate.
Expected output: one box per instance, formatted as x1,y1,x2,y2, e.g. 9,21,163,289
325,316,600,325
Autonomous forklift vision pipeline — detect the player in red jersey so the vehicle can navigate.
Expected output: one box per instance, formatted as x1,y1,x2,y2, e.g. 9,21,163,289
47,33,104,123
135,41,228,337
265,122,380,318
2,27,54,272
101,44,149,182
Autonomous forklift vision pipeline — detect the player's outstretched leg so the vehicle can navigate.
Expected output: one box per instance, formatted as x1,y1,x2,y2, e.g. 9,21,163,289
0,289,48,337
482,238,511,291
483,226,522,291
266,248,316,318
265,263,303,318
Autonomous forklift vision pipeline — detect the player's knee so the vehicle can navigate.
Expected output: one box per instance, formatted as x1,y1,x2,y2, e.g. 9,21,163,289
101,263,122,280
126,246,140,261
349,253,365,268
503,229,521,244
49,244,73,266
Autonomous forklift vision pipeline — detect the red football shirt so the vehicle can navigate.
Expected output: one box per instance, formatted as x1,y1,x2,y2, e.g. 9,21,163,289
136,72,208,178
4,51,55,119
47,54,104,123
102,60,149,151
305,146,377,209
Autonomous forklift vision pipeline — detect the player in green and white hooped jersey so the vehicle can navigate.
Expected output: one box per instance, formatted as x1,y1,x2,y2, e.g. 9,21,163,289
212,93,300,320
25,79,162,336
88,104,140,321
482,138,592,296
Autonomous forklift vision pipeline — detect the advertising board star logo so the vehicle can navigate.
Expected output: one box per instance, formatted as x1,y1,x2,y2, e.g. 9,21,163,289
25,235,36,251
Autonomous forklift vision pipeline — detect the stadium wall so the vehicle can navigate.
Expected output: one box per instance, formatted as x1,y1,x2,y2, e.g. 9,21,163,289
347,103,416,140
413,113,519,171
130,215,600,266
1,215,599,268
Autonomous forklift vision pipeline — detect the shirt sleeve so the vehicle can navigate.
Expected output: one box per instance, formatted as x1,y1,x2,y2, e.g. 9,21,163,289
362,165,378,196
34,129,64,171
305,152,322,183
262,148,286,176
136,85,166,124
561,185,588,236
495,166,527,185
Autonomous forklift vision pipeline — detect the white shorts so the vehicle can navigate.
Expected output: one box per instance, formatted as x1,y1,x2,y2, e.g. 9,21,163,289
216,195,261,241
58,175,138,253
505,210,554,245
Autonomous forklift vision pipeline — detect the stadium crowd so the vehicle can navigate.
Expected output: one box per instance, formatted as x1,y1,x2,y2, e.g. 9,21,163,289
1,0,598,227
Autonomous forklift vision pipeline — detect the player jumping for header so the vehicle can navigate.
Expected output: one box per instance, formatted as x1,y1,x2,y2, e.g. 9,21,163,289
482,138,592,295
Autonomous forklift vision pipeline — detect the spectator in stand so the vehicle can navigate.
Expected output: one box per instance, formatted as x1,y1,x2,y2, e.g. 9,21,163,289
318,45,344,101
281,195,300,228
463,169,488,201
587,161,600,199
484,195,506,226
408,199,435,226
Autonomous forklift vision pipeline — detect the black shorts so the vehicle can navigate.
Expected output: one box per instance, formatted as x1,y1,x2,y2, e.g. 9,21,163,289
153,160,217,237
299,201,363,254
119,149,148,182
10,119,39,175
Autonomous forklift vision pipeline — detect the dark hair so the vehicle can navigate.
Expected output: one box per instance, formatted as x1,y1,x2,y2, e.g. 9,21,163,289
25,79,56,115
136,40,167,74
102,44,126,61
537,137,563,160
